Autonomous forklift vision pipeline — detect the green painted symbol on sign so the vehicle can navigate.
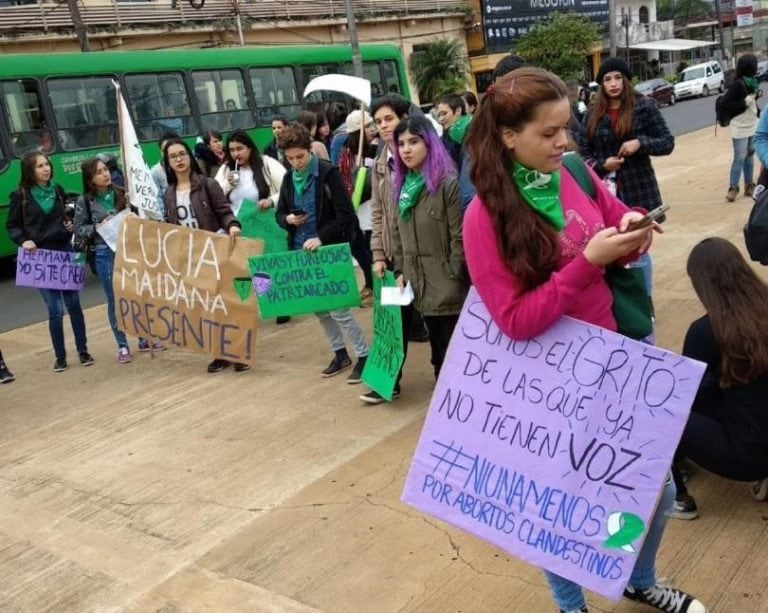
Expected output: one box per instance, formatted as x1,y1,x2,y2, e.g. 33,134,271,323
603,511,645,553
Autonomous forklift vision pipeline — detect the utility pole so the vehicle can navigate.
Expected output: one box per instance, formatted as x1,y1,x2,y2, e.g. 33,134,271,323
66,0,90,52
344,0,364,78
713,0,727,62
232,0,244,46
609,0,617,56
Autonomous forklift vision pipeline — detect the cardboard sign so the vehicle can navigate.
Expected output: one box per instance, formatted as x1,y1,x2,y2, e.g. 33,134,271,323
237,200,289,254
361,271,404,400
15,247,85,291
248,243,360,318
114,217,263,364
401,288,705,601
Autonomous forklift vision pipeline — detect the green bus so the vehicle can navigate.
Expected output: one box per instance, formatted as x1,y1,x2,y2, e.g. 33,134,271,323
0,44,409,257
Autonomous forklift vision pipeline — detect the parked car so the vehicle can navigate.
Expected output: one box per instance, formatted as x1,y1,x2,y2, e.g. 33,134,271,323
635,78,676,106
673,61,725,100
757,60,768,82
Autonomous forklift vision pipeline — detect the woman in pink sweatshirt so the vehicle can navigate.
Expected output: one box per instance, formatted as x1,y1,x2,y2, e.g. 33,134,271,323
462,68,705,613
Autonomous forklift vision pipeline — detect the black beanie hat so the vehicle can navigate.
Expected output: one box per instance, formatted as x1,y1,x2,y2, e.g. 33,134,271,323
597,57,632,83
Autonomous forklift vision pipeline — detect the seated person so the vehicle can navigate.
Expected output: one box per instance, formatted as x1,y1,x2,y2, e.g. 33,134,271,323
672,238,768,519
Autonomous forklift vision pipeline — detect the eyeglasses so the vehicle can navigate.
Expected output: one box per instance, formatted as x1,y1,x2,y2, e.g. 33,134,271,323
168,152,189,161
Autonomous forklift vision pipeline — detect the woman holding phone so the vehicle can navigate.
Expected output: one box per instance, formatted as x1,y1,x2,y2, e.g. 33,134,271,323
463,67,704,613
7,152,93,372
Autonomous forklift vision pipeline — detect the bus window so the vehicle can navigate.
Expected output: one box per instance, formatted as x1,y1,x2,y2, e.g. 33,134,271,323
249,67,301,125
0,79,54,155
301,64,350,110
382,60,402,94
125,73,195,140
48,77,118,150
340,61,387,98
191,70,252,133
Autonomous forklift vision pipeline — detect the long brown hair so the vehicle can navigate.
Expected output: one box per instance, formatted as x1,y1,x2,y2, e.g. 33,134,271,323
586,74,635,140
687,238,768,386
465,67,567,291
80,157,128,211
19,151,55,188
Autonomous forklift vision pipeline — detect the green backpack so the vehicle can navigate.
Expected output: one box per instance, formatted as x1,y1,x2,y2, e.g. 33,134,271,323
560,154,654,341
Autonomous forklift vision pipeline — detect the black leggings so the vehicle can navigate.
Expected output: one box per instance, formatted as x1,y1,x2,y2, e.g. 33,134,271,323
673,411,768,498
350,232,373,290
423,314,460,379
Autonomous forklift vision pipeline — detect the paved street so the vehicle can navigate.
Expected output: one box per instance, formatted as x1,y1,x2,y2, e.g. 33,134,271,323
1,127,767,612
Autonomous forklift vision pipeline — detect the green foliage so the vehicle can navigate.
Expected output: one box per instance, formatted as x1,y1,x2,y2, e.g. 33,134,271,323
513,13,601,80
409,38,468,103
657,0,712,23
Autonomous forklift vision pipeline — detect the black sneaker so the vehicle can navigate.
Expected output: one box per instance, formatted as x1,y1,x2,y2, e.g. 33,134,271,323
669,495,698,520
347,356,367,384
276,316,291,325
207,359,230,373
321,353,352,377
360,386,401,404
0,362,15,384
78,352,95,367
53,358,67,372
624,583,707,613
233,362,251,372
559,607,588,613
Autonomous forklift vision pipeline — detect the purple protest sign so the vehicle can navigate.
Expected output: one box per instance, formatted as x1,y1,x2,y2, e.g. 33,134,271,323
15,247,86,291
401,287,705,601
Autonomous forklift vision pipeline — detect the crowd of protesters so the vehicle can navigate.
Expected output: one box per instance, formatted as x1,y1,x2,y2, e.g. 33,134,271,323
6,51,768,613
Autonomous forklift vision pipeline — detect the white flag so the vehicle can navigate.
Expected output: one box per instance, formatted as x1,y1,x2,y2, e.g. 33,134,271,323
115,82,163,221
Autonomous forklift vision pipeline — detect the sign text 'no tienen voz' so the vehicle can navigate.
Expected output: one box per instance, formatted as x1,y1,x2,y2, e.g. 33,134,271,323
402,287,704,601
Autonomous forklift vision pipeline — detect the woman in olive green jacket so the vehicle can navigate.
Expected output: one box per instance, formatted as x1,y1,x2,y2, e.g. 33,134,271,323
391,116,468,378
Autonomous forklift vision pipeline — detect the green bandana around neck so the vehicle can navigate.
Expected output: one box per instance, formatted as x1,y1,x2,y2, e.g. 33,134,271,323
95,189,116,212
511,162,565,231
448,114,472,145
30,184,56,215
398,171,426,220
292,154,316,197
743,76,759,95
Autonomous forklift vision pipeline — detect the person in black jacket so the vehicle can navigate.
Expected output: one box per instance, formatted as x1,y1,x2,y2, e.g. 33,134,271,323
6,152,93,372
720,54,760,201
579,57,674,300
276,123,369,382
671,238,768,520
263,115,290,169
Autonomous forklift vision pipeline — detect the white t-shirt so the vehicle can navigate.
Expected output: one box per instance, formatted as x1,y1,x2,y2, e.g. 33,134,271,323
175,189,198,229
228,167,261,217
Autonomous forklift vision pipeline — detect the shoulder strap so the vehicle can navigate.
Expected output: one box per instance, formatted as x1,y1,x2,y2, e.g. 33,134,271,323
561,153,596,200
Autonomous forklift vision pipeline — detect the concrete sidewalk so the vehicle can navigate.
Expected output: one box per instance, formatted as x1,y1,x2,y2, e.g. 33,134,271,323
1,126,767,613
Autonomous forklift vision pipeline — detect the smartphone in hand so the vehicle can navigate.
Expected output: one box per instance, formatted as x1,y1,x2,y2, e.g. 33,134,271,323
289,209,306,217
625,204,670,232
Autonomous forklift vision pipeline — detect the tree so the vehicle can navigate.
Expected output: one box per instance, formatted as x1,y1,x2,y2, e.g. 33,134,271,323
514,13,601,80
409,38,468,104
658,0,713,23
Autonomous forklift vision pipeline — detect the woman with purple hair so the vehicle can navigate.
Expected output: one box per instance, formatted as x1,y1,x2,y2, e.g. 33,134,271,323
391,115,468,377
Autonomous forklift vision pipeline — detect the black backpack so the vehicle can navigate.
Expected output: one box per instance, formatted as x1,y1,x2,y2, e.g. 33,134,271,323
715,94,731,128
745,181,768,265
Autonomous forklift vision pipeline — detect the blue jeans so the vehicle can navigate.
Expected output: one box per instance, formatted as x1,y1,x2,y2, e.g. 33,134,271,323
730,136,755,188
93,245,128,349
544,477,676,610
39,288,88,359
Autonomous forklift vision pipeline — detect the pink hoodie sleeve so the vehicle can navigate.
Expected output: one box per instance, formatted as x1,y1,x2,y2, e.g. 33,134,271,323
463,197,605,341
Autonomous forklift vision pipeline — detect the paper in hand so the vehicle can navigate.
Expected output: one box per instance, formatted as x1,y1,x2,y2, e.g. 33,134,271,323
381,281,414,306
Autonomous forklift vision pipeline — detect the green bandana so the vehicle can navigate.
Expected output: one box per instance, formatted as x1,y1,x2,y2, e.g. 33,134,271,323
30,184,56,215
448,115,472,146
95,189,116,212
743,76,759,95
511,162,565,231
292,154,316,197
398,171,426,220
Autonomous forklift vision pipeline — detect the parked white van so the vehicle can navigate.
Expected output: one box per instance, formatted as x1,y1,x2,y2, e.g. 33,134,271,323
673,61,725,100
